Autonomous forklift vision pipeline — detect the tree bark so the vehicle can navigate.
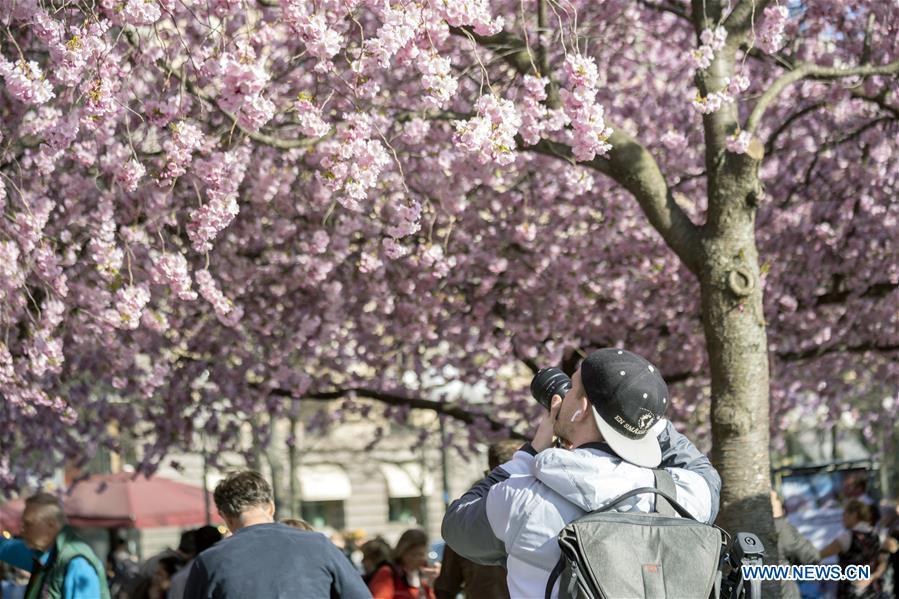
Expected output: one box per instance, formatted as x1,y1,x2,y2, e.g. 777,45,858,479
702,156,780,595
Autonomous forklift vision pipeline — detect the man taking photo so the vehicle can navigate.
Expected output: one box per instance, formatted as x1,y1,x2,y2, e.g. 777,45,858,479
442,348,721,598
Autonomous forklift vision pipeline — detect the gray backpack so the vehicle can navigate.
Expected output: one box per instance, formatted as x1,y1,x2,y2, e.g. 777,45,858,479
544,470,723,599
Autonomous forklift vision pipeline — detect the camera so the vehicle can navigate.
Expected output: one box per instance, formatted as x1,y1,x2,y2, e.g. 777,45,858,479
719,532,764,599
530,367,572,410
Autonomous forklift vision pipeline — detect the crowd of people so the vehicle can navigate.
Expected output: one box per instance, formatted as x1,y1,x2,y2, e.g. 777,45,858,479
773,490,899,599
1,348,898,599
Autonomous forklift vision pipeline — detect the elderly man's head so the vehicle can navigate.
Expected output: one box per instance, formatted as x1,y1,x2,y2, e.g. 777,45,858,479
213,471,275,532
22,492,66,551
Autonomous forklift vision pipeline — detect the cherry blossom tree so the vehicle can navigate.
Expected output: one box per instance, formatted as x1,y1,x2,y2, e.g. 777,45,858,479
1,0,898,568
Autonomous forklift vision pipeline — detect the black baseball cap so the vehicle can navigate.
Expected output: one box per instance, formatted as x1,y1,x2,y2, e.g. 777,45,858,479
580,348,669,467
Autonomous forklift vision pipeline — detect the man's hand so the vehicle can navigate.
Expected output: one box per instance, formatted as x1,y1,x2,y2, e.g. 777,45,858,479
532,395,562,452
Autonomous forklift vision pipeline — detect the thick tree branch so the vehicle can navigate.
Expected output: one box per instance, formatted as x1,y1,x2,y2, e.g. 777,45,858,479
747,60,899,133
270,386,528,440
523,136,704,274
698,47,740,174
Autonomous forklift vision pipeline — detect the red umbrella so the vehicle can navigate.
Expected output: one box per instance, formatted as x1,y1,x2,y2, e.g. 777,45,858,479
0,473,220,532
65,472,220,528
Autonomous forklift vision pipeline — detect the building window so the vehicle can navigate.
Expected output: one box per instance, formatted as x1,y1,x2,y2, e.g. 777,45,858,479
301,500,346,529
388,496,423,524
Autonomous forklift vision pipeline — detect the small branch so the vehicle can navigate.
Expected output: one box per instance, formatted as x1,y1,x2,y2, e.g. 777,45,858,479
861,12,876,65
777,116,892,208
778,341,899,363
536,0,549,76
723,0,775,44
448,26,535,77
747,59,899,133
808,280,899,308
636,0,690,21
850,88,899,119
764,102,826,155
123,29,315,150
456,23,701,272
449,25,561,107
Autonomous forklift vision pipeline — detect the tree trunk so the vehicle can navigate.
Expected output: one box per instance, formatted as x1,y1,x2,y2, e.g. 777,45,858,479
702,164,780,594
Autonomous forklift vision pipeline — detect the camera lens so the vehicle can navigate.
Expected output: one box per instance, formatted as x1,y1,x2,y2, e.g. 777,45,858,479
530,367,572,409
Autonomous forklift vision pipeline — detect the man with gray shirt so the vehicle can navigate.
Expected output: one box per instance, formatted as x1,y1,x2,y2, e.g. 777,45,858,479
184,470,370,599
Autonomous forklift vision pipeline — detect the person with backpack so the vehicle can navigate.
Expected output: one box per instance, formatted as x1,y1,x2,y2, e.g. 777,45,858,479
442,349,721,599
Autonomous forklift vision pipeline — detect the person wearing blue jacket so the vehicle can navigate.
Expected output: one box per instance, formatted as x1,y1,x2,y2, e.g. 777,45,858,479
0,492,108,599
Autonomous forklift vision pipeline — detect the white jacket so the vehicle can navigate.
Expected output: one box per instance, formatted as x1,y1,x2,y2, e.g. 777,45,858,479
470,444,712,599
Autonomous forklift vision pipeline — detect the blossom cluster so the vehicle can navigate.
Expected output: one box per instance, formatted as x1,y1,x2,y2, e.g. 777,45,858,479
454,95,522,165
560,55,613,161
151,251,197,301
196,270,243,327
0,59,55,105
188,148,252,252
757,5,790,54
215,51,275,132
318,113,391,210
691,26,727,70
105,285,151,330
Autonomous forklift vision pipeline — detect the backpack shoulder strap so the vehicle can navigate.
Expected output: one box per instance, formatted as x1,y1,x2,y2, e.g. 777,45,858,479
653,469,677,517
545,555,565,599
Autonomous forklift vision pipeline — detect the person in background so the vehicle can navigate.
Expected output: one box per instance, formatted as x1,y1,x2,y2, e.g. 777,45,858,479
166,526,222,599
0,492,109,599
107,535,139,599
820,500,882,598
771,490,820,599
344,530,367,573
874,502,898,599
888,503,899,599
434,440,518,599
361,538,392,582
184,470,370,598
129,530,194,599
1,562,27,599
280,518,314,532
367,529,437,599
148,557,180,599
